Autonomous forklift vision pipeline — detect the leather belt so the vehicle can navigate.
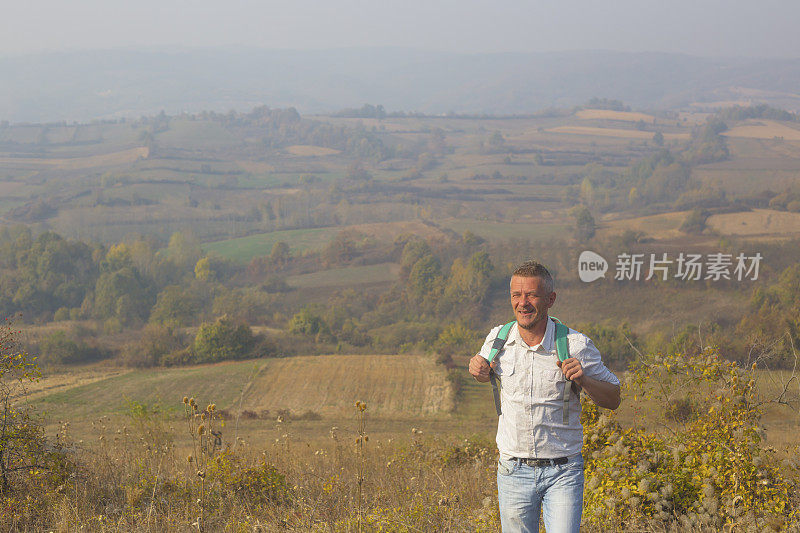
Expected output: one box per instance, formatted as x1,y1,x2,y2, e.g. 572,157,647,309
516,457,569,467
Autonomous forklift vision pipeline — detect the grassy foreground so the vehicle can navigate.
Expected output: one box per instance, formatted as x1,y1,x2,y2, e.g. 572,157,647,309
3,347,799,531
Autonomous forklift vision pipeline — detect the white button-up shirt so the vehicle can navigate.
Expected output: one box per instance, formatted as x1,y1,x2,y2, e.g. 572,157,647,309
479,318,619,459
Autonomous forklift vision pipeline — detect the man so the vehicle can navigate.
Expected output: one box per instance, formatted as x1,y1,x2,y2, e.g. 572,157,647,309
469,260,620,533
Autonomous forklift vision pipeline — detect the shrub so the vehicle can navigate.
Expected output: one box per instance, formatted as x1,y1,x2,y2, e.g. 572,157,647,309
582,347,799,529
664,397,699,423
150,284,205,327
192,316,255,363
121,324,186,367
209,452,291,508
368,321,439,351
680,208,710,234
435,321,480,357
160,348,195,366
39,330,81,364
212,287,275,324
575,322,640,369
39,330,105,365
288,307,328,336
0,319,73,498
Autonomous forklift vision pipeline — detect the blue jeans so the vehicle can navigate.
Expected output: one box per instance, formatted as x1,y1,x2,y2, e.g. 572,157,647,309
496,454,584,533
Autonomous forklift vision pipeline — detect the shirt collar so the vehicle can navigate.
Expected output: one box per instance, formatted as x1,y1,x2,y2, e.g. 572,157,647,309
506,316,555,352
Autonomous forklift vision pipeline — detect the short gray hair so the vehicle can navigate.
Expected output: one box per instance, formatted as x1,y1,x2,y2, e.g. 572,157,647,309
511,260,554,293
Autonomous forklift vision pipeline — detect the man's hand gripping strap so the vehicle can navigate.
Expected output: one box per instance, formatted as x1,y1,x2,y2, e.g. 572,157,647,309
487,319,573,423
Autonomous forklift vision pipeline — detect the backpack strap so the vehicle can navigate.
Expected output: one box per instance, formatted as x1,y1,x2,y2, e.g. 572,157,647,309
553,320,573,425
488,321,515,415
487,318,576,424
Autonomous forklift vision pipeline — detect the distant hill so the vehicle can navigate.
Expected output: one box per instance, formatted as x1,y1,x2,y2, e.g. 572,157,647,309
3,47,800,123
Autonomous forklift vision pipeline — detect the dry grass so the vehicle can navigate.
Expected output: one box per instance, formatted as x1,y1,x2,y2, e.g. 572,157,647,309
7,356,797,532
575,109,656,122
722,120,800,141
284,145,341,156
596,211,691,241
11,368,129,402
28,354,455,422
547,126,689,140
706,208,800,238
6,346,798,531
613,367,800,439
9,410,500,532
243,354,454,416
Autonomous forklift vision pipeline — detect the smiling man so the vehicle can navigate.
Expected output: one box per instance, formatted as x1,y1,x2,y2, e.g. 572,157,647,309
468,260,620,533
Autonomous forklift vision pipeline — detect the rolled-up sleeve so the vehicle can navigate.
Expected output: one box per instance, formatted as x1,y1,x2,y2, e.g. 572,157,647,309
574,337,620,386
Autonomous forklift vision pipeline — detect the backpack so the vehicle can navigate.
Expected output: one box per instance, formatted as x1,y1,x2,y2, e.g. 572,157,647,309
486,317,575,424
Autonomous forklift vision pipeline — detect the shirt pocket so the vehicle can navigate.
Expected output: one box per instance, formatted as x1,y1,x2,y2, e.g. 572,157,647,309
494,349,516,378
533,366,567,401
494,350,517,396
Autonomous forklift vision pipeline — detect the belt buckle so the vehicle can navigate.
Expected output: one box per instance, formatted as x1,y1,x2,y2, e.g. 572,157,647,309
521,458,545,467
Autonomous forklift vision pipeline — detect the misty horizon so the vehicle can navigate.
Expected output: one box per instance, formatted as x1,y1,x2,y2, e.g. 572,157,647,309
3,47,800,124
1,44,798,62
5,0,800,58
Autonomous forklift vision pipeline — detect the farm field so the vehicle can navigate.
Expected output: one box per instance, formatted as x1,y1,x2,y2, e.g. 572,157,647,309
0,146,149,170
5,73,800,529
285,144,341,156
287,262,400,288
438,218,569,241
706,208,800,239
4,106,800,251
574,109,657,122
547,125,690,140
31,354,455,423
27,355,799,451
596,211,690,241
203,227,339,261
693,167,800,194
242,354,454,416
16,349,797,532
722,119,800,141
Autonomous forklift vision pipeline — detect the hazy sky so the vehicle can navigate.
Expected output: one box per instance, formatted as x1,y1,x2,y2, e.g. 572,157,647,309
3,0,799,58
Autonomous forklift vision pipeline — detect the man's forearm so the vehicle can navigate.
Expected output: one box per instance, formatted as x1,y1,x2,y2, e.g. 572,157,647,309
575,375,621,410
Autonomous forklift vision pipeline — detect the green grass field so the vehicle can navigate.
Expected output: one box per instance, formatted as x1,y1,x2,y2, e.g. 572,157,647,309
33,360,261,421
202,227,339,262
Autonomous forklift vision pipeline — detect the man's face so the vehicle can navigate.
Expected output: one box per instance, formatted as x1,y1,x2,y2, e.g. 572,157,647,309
510,275,556,330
